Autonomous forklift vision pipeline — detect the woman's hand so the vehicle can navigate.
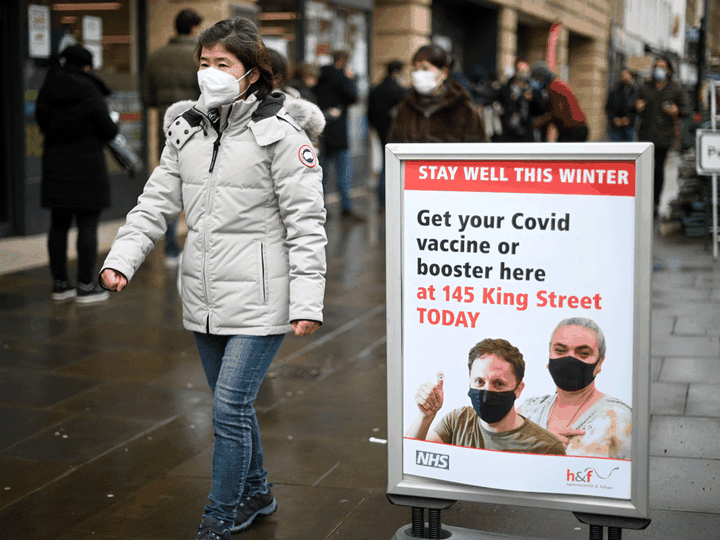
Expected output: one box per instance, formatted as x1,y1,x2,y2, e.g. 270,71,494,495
100,268,128,292
291,320,320,336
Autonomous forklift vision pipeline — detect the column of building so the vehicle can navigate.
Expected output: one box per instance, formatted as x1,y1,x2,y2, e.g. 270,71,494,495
372,0,431,82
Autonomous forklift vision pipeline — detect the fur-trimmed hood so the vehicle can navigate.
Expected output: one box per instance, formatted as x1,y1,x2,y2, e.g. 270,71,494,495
163,93,326,142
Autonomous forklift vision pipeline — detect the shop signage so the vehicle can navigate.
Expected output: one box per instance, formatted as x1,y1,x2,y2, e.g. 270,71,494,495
386,143,652,518
696,129,720,175
28,4,51,59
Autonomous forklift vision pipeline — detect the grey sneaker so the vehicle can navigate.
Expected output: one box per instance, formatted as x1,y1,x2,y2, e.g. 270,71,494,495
194,516,230,540
75,282,110,304
52,280,76,301
229,487,277,533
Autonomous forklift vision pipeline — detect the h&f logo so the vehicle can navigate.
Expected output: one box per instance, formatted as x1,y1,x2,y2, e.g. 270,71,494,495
416,450,450,470
566,467,618,483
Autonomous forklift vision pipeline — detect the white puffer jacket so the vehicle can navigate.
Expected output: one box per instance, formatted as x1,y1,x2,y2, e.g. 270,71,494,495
102,91,327,335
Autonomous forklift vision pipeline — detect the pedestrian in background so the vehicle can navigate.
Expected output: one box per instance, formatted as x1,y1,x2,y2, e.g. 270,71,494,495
286,63,319,104
315,50,364,221
36,44,118,303
388,44,486,144
367,59,407,209
495,60,534,142
606,68,637,142
530,61,588,142
100,17,327,540
635,57,690,218
142,8,203,268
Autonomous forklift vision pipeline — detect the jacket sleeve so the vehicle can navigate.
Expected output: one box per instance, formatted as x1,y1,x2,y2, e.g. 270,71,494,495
100,143,183,282
270,129,327,323
91,91,120,142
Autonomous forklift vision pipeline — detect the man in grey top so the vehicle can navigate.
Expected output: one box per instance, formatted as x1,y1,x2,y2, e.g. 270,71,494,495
406,338,565,455
142,8,203,267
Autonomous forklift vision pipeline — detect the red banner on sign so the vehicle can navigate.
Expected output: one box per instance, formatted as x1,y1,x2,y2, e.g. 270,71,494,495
404,160,636,196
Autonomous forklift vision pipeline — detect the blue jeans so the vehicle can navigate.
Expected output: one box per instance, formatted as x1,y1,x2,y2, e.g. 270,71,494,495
194,332,285,525
610,127,634,142
323,148,354,211
165,219,181,257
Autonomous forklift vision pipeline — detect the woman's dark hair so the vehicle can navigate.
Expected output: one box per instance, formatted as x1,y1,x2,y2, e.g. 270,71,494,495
412,44,451,70
175,9,202,35
195,17,274,100
268,48,288,88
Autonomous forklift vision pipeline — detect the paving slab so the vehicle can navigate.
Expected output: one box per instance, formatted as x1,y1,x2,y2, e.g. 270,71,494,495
686,383,720,417
650,416,720,459
650,382,687,415
660,357,720,384
649,456,720,513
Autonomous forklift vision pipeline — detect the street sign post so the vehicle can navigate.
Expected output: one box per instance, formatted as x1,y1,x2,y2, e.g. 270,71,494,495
386,143,653,539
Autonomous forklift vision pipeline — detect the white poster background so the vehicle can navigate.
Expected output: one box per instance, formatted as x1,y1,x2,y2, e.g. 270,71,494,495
401,189,634,499
28,5,51,59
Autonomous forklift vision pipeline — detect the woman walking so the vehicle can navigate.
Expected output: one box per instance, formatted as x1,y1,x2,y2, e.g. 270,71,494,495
100,18,327,540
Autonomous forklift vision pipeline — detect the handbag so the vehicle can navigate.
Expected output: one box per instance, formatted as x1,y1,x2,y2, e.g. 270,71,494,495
107,133,143,177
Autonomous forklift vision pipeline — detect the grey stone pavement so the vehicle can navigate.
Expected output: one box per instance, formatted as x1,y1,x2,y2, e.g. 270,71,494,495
0,185,719,540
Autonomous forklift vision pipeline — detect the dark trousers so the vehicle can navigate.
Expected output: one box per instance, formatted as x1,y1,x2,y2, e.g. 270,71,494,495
48,208,101,285
557,125,589,142
654,146,670,213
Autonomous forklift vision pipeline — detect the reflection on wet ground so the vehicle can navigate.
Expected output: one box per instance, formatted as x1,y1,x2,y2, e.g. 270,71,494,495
1,194,719,539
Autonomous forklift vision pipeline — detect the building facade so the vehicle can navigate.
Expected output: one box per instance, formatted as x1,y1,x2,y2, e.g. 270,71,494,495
10,0,700,239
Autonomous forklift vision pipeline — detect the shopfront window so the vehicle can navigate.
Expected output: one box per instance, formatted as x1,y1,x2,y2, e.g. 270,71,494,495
22,0,143,233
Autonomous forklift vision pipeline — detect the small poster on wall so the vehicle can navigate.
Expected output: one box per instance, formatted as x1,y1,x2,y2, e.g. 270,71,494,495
28,4,51,59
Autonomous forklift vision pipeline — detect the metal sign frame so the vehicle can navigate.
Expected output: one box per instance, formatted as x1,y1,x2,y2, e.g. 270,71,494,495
695,80,720,260
386,142,653,519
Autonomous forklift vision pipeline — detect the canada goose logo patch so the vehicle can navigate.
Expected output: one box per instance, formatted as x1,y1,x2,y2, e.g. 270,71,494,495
299,145,317,168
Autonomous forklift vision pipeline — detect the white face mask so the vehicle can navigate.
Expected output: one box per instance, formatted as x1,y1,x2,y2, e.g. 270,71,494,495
197,67,253,109
412,70,441,96
654,67,667,82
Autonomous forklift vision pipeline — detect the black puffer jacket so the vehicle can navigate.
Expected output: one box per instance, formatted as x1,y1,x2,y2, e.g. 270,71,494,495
36,65,119,210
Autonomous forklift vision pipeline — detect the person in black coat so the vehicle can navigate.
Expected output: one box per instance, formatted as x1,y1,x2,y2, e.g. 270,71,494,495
35,45,119,303
368,60,407,208
315,50,363,220
605,68,637,142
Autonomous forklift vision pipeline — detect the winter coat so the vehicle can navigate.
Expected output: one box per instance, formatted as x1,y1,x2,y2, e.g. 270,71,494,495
368,75,408,146
605,82,637,125
101,92,327,335
636,79,690,149
533,78,586,134
315,65,358,152
36,65,119,210
142,35,200,109
142,35,201,156
387,81,487,143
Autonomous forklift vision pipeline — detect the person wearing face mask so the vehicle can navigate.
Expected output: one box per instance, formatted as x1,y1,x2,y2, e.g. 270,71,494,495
405,339,565,455
387,44,486,144
518,318,632,460
634,57,690,219
99,17,327,540
605,68,637,142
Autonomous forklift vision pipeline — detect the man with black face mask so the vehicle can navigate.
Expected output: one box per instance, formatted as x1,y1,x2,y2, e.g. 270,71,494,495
405,339,565,455
519,318,632,459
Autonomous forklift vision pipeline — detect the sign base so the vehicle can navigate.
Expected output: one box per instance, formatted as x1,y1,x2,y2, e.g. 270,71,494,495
391,524,545,540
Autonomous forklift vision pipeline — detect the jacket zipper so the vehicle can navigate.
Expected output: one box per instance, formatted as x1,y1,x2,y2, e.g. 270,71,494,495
202,117,224,331
209,133,221,172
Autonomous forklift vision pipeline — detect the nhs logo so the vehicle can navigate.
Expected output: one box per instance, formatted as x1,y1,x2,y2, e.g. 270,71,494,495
416,450,450,470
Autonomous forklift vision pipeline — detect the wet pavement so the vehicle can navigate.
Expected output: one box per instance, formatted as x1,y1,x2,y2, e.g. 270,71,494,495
1,190,719,540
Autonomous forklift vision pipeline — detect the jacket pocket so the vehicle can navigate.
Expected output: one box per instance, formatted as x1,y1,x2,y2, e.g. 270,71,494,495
258,241,267,305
